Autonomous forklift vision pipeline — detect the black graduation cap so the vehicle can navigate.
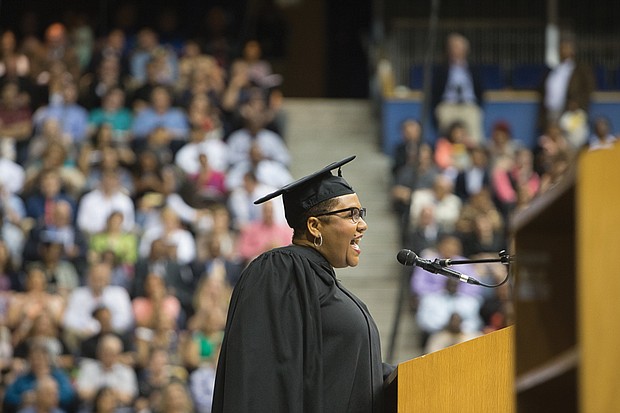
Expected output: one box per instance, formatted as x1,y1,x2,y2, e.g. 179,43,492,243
254,155,356,228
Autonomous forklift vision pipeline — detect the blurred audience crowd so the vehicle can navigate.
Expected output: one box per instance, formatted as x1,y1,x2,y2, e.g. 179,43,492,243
394,32,617,355
0,9,292,413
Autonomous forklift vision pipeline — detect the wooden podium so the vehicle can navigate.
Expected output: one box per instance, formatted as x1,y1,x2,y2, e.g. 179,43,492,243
385,144,620,412
384,326,515,413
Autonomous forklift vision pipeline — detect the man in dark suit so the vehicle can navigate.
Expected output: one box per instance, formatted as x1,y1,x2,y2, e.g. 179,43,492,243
431,33,485,144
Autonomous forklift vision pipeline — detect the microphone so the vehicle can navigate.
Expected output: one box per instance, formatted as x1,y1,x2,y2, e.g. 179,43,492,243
396,249,480,285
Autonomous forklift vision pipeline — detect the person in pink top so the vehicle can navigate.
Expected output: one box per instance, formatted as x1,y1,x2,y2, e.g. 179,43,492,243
236,200,293,265
131,273,181,329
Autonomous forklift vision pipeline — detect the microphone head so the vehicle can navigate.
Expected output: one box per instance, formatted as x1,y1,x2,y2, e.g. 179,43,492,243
397,249,417,266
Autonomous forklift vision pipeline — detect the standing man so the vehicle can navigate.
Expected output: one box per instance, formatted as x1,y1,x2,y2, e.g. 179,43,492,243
431,33,485,144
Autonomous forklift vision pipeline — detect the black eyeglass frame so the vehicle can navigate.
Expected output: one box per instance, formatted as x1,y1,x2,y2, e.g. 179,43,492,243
314,207,367,223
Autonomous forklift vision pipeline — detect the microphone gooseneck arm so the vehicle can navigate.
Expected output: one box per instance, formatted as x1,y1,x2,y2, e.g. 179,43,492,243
397,249,513,289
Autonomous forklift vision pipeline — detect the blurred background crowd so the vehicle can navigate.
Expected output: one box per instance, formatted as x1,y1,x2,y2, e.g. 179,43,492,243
0,4,297,413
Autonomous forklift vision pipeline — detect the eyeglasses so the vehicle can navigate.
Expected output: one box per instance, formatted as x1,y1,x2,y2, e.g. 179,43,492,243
315,207,367,223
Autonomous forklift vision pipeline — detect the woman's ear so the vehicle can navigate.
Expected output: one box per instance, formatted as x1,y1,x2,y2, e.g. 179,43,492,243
306,216,321,238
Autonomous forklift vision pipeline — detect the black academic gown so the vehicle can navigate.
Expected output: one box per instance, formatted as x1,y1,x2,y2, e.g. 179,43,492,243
212,244,391,413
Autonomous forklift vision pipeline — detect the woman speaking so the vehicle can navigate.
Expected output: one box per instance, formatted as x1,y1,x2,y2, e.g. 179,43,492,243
212,155,393,412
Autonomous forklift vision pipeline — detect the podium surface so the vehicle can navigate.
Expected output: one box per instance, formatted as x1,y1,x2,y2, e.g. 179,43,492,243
385,326,514,413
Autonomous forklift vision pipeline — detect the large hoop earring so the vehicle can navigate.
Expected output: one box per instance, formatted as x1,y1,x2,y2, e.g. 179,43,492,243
313,234,323,247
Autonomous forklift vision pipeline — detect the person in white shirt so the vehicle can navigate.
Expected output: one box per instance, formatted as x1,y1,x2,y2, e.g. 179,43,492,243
138,207,197,265
63,262,134,340
175,126,228,175
75,334,138,409
76,168,135,235
225,142,293,191
226,102,290,168
227,171,286,231
416,277,483,348
409,174,462,234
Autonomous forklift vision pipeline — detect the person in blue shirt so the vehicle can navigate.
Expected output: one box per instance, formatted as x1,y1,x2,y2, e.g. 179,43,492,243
3,339,77,413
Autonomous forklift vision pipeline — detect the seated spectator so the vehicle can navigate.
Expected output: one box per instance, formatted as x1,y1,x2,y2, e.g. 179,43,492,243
135,166,212,236
188,362,216,413
191,235,244,290
5,267,65,329
0,81,33,157
128,28,178,88
138,207,196,265
0,30,31,78
193,205,238,276
454,189,504,242
225,95,289,168
424,312,481,354
3,339,76,413
159,380,194,413
176,61,226,118
23,200,87,273
491,148,540,219
77,168,135,236
410,234,481,304
79,305,135,366
486,120,517,167
174,123,228,178
11,311,74,371
32,80,89,145
14,374,65,413
0,239,20,291
134,307,181,370
391,144,440,227
134,347,184,413
191,274,232,328
391,118,423,180
459,214,506,258
227,171,285,231
127,58,165,113
81,143,135,194
26,236,79,298
416,278,483,349
24,169,76,227
80,56,125,111
132,273,181,329
132,149,166,201
130,85,189,152
26,118,67,166
89,211,138,269
132,238,195,321
87,28,131,81
40,23,81,82
183,305,225,371
75,334,138,410
1,210,26,273
236,200,293,264
538,150,572,195
88,87,133,141
434,120,473,177
92,386,123,413
63,262,134,343
408,174,462,235
535,121,570,176
187,152,227,205
404,206,445,256
23,142,86,199
225,141,293,191
588,115,617,151
454,145,491,202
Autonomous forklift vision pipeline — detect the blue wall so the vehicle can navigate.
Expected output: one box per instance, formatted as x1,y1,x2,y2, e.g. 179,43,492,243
381,95,620,157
